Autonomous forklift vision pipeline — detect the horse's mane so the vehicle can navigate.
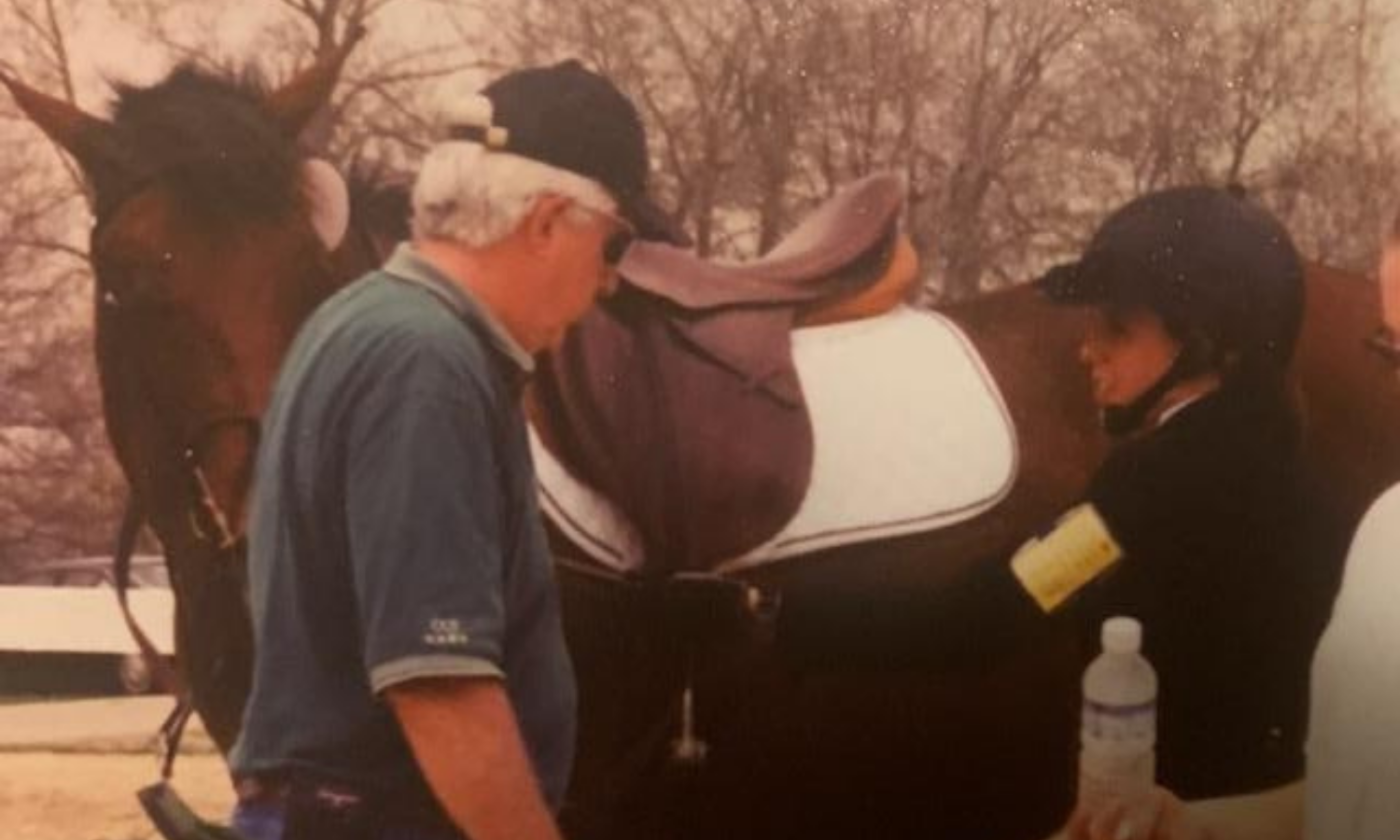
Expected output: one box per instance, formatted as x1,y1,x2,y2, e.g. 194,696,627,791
109,66,303,225
346,163,412,248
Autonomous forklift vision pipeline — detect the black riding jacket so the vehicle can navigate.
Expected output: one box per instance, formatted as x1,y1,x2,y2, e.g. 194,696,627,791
779,377,1346,798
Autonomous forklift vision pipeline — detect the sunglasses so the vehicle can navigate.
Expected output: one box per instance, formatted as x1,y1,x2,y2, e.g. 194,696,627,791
573,202,637,266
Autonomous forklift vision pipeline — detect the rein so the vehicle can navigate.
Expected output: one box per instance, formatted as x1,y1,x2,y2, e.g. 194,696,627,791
92,182,265,777
113,494,192,779
182,415,262,550
93,169,391,777
100,281,259,776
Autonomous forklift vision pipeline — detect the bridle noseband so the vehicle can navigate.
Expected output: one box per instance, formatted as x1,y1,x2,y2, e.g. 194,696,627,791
90,166,353,553
181,414,262,551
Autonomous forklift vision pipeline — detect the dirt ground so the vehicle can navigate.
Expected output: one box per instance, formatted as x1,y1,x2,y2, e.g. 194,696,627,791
0,751,235,840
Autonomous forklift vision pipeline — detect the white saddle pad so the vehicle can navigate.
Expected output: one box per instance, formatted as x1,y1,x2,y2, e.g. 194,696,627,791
531,305,1018,573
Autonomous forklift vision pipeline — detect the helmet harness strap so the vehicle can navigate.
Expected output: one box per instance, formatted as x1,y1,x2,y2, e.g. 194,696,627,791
1100,345,1206,437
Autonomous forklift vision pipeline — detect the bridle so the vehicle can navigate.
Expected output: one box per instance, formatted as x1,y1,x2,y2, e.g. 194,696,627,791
91,165,394,773
178,413,261,551
97,288,260,778
90,160,376,553
88,177,306,775
93,223,264,558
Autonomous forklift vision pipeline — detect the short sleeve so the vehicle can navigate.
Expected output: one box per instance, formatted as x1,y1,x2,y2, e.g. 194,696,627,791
1306,487,1400,840
344,348,508,694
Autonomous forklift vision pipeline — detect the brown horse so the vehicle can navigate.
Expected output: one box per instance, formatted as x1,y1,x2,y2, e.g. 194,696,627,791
0,41,385,752
5,58,1400,840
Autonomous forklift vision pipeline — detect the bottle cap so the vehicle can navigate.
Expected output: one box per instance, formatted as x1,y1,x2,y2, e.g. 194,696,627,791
1101,616,1142,654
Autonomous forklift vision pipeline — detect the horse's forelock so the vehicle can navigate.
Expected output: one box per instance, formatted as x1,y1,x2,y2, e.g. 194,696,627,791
108,66,304,228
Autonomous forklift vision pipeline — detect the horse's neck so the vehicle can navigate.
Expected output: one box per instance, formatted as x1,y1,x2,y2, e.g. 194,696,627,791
1297,266,1400,531
939,284,1107,501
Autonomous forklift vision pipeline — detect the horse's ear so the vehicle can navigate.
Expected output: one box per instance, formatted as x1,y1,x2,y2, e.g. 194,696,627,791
300,159,351,252
0,71,131,193
264,27,365,138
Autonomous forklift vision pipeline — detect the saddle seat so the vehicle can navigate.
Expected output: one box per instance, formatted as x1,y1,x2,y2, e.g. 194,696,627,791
618,174,907,312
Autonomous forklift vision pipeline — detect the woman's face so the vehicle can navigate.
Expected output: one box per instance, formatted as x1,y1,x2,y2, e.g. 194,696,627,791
1078,304,1182,408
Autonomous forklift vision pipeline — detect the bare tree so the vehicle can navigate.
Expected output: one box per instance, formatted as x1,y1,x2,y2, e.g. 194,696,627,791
1077,0,1395,271
106,0,482,163
0,0,126,566
914,0,1112,297
474,0,770,255
468,0,1113,295
0,0,484,568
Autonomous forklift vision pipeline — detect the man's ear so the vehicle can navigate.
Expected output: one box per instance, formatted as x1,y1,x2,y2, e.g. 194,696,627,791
521,194,573,251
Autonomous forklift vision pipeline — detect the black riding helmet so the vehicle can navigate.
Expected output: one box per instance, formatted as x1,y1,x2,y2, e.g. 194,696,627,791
1037,186,1305,434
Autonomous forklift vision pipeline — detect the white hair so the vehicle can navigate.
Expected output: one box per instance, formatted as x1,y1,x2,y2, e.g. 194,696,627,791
411,142,618,248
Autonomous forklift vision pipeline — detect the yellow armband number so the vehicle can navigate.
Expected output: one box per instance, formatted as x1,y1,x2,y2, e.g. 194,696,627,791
1010,503,1123,613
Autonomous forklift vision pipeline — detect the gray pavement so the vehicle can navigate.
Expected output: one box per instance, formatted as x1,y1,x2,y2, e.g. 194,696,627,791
0,696,216,754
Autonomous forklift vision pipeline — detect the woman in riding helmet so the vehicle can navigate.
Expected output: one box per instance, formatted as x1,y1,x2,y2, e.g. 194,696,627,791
1024,186,1344,802
779,186,1347,827
1073,198,1400,840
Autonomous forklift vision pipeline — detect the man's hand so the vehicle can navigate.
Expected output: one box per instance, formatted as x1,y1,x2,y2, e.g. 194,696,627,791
388,676,563,840
1066,787,1214,840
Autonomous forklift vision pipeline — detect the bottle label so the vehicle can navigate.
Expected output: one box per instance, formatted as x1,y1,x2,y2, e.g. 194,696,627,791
1082,698,1156,743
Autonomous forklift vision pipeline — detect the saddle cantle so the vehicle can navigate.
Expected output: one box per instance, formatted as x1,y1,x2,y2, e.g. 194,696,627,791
532,306,1018,573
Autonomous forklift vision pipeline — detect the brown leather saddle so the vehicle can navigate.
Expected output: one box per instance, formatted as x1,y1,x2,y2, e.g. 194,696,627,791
530,174,911,573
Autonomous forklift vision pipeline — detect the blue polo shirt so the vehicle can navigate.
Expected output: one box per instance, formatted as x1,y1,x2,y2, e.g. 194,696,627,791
230,245,576,810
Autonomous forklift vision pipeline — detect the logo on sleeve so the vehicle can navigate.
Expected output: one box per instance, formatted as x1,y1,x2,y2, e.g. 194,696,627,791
423,617,471,648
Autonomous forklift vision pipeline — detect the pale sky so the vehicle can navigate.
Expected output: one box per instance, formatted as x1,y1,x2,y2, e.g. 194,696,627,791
61,1,1400,120
69,1,477,112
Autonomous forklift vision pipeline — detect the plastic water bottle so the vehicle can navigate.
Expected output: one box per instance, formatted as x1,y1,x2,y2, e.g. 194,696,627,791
1078,616,1157,814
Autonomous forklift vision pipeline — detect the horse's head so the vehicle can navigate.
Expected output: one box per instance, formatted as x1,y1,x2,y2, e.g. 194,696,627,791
0,42,374,751
1,43,362,551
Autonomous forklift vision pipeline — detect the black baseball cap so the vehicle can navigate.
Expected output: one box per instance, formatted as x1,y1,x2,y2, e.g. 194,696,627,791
447,60,686,245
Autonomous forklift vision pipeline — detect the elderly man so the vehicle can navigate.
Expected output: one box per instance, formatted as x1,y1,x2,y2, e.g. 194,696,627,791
228,61,678,840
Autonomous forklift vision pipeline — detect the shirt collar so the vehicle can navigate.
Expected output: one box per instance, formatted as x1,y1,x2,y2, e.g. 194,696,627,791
382,243,535,375
1157,390,1209,427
